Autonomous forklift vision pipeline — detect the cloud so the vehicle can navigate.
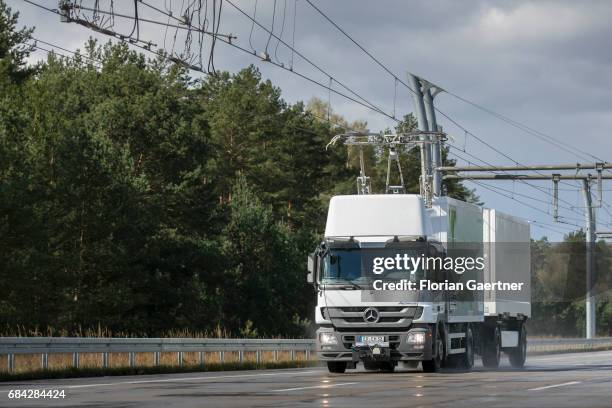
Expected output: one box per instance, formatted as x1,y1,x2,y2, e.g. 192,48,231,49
8,0,612,239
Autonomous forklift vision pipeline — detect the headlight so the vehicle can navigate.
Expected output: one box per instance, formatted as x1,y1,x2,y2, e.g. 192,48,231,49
319,332,338,345
406,331,426,346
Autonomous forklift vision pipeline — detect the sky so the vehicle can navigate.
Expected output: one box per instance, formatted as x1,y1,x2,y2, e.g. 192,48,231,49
8,0,612,241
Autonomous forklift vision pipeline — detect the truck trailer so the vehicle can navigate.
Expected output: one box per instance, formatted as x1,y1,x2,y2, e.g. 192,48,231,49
307,194,530,373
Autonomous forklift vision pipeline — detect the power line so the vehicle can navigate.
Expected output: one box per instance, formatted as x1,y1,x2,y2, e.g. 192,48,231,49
264,0,277,56
444,89,606,164
303,0,596,203
26,0,606,230
25,0,397,120
471,179,577,213
529,221,580,236
304,0,405,91
468,179,582,229
273,0,287,64
138,0,395,119
70,2,233,40
29,37,100,65
446,144,585,217
304,0,609,184
29,42,100,69
446,144,612,227
222,0,396,121
449,148,585,225
26,39,587,237
24,34,363,159
248,0,258,53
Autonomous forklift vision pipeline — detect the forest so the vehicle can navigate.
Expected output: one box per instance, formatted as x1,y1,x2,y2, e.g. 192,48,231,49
1,2,610,338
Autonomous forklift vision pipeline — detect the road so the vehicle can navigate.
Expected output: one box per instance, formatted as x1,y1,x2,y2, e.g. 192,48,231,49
2,350,612,407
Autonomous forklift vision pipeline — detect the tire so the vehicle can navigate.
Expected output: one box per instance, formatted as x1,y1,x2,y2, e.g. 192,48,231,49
380,362,395,372
422,334,444,373
508,324,527,368
327,361,347,373
482,326,501,369
454,325,474,371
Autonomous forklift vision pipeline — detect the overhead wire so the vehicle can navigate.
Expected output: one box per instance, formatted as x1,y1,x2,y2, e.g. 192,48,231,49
24,0,606,231
303,0,609,200
304,0,608,167
449,148,585,225
29,0,392,118
273,0,287,64
264,0,277,57
446,144,585,217
248,0,258,53
222,0,395,120
290,0,296,70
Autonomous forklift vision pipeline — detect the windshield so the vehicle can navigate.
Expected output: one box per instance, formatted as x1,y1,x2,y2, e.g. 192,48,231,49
320,246,427,285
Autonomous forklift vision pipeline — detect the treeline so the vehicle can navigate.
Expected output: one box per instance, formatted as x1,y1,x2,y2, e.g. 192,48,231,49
6,3,606,339
530,233,612,337
0,3,474,337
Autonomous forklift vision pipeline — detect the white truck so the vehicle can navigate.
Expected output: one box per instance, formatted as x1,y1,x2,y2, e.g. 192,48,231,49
307,194,530,373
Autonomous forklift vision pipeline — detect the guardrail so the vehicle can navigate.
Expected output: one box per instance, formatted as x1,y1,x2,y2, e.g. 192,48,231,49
0,338,315,373
1,337,612,373
528,337,612,353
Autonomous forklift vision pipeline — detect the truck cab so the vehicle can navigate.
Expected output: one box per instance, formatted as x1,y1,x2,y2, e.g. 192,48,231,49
308,194,530,373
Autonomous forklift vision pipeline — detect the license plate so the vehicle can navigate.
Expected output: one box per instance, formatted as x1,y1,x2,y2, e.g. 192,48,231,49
355,335,388,347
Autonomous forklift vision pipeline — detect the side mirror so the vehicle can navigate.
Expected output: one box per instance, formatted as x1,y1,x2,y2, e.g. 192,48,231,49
307,253,316,283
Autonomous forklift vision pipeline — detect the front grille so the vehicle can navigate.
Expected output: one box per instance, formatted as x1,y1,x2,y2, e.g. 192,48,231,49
322,306,422,329
337,326,409,332
337,306,405,313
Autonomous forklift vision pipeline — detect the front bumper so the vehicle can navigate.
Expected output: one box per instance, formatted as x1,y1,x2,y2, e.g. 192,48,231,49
316,328,432,362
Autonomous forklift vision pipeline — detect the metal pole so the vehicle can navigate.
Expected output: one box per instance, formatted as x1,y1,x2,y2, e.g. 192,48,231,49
408,73,431,201
438,163,612,172
582,179,596,339
553,174,560,222
443,174,612,180
422,84,442,196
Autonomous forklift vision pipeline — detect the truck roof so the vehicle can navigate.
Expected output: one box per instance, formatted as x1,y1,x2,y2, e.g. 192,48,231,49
324,194,433,239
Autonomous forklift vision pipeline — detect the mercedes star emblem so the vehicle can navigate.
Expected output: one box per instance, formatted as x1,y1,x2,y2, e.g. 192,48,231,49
363,307,380,323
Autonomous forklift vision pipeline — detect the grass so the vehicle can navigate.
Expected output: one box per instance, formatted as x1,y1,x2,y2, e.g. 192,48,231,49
0,360,319,382
0,324,238,339
0,349,317,382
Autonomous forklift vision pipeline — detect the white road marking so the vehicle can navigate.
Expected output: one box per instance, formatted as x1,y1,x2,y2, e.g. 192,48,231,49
273,382,358,392
528,381,581,391
0,369,324,393
530,354,610,362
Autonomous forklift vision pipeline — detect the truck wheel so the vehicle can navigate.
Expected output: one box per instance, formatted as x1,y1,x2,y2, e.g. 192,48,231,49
482,326,501,369
508,324,527,368
455,325,474,370
327,361,347,373
422,336,443,373
380,362,395,372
